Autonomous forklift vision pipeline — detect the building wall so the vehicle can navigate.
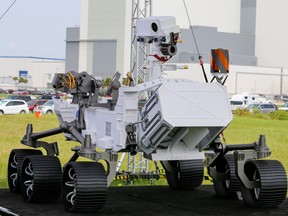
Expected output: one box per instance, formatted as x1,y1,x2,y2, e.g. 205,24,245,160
163,63,288,97
255,0,288,68
152,0,241,34
65,0,287,98
173,26,256,66
70,0,255,78
65,27,80,72
78,0,131,78
151,0,288,69
0,57,65,89
240,0,256,34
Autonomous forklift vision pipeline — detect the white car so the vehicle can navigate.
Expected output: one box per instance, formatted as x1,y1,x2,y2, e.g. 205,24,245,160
229,100,247,111
248,103,278,114
34,100,54,114
0,99,29,115
279,103,288,111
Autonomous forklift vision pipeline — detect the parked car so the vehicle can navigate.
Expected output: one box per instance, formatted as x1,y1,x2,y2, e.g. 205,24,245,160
6,89,14,94
229,100,247,111
6,95,34,102
0,99,29,114
279,103,288,111
27,99,48,112
34,100,54,114
28,89,44,95
0,88,8,94
248,103,277,114
13,90,29,95
37,94,55,100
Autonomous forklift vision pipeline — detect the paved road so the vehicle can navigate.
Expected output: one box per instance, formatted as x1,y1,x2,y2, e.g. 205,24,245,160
0,185,287,216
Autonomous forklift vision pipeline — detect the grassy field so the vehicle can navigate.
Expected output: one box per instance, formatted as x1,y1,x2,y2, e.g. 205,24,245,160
0,112,288,188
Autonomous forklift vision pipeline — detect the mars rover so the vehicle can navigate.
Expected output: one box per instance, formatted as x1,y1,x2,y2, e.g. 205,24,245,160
7,16,287,213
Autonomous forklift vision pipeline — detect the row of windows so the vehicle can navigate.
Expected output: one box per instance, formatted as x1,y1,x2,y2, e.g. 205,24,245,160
6,101,25,106
259,104,275,109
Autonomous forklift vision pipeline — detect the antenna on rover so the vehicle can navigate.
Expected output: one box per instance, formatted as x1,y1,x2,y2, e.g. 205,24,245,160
182,0,208,83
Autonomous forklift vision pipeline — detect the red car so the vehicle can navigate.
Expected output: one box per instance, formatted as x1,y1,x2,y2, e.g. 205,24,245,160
13,90,29,95
27,99,47,112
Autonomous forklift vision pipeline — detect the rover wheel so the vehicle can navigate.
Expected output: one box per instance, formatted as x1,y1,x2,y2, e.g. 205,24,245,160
213,154,240,198
7,149,42,193
20,155,62,202
165,159,204,190
63,162,107,213
241,160,287,208
20,110,26,114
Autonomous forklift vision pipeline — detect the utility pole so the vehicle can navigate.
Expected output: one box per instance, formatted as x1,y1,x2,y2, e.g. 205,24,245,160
280,67,283,97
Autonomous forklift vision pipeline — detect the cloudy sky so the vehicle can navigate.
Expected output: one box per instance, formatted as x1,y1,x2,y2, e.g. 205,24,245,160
0,0,287,68
0,0,80,58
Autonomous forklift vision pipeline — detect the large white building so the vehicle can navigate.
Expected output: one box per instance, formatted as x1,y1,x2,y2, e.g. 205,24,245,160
64,0,288,97
66,0,131,79
164,64,288,98
1,0,287,97
0,56,65,90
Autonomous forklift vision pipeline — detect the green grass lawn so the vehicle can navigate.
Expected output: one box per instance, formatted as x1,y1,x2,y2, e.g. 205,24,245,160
0,113,288,188
223,116,288,170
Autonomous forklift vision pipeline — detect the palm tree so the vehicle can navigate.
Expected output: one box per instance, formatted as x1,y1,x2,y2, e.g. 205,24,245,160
13,77,18,88
18,77,28,88
102,77,112,87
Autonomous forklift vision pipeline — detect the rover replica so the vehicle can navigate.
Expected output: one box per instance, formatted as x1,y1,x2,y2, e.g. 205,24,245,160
7,16,287,213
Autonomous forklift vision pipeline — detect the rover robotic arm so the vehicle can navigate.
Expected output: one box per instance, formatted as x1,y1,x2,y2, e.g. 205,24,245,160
52,71,102,104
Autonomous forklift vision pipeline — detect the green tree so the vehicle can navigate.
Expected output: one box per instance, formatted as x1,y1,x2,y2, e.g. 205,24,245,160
102,77,112,87
13,77,18,87
19,77,28,83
